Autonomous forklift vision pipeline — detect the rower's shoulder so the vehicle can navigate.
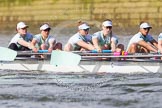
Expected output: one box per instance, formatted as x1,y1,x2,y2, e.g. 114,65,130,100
93,31,101,35
34,33,41,37
158,33,162,36
26,32,33,37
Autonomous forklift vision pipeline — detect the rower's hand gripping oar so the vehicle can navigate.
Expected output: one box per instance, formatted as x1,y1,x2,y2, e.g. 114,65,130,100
91,50,112,53
50,50,81,66
0,47,17,61
38,50,48,53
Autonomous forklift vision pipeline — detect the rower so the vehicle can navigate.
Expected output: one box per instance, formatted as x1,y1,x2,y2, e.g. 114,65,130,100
8,22,33,51
92,19,124,53
30,23,62,58
64,21,95,51
126,21,158,53
158,33,162,59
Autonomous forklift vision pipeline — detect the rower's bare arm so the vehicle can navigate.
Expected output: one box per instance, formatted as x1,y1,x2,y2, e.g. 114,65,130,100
158,40,162,53
77,40,95,50
30,39,37,52
111,41,116,52
17,39,30,48
48,40,56,52
64,43,73,51
92,38,101,52
150,39,158,49
138,40,157,52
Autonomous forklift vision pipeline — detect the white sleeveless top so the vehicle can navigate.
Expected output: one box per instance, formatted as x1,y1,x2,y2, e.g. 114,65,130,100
126,32,154,51
67,32,92,50
33,34,56,48
92,31,118,47
158,33,162,41
8,32,33,48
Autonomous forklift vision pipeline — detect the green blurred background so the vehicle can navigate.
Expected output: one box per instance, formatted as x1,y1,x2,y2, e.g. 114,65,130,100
0,0,162,35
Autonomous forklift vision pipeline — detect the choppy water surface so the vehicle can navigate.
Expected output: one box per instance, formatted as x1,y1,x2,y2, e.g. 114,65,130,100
0,23,162,108
0,71,162,108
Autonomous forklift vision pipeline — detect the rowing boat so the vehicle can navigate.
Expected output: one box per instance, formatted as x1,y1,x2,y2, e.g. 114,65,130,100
0,47,162,74
1,54,162,74
0,58,162,73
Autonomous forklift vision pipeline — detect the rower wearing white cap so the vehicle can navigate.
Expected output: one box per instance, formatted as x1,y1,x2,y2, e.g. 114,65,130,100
126,21,158,53
64,21,95,51
8,22,33,51
158,33,162,56
30,23,62,53
92,19,124,52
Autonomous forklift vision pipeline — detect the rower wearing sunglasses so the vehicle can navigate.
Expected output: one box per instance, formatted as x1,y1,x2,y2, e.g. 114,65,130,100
126,21,158,53
64,21,95,51
8,22,33,51
92,19,124,52
30,23,62,53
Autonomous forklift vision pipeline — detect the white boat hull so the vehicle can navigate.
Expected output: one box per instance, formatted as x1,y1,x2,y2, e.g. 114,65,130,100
0,60,162,74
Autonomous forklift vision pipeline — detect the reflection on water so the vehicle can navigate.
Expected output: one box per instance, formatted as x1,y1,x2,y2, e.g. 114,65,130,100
0,71,162,108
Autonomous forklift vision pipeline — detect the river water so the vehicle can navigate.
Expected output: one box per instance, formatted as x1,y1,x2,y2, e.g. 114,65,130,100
0,23,162,108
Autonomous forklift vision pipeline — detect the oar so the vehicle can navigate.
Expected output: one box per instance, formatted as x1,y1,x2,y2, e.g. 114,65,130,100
81,54,162,58
74,51,128,56
17,50,114,56
18,50,48,53
0,47,17,61
73,50,112,53
17,49,112,56
17,50,51,56
38,50,48,53
92,50,112,53
50,50,81,66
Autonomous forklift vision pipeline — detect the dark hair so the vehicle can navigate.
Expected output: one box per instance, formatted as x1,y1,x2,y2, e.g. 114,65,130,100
77,20,88,26
139,21,149,25
103,19,112,22
40,22,50,27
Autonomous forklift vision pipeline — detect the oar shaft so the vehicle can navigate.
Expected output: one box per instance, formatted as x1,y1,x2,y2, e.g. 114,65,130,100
92,50,112,53
17,50,160,57
38,50,48,53
78,52,121,56
17,50,50,56
73,50,112,53
17,50,114,56
81,54,162,58
17,50,48,53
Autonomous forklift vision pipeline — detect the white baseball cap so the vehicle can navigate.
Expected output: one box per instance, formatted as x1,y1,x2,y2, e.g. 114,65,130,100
102,21,112,27
40,23,51,30
17,22,28,29
78,23,90,30
140,22,152,29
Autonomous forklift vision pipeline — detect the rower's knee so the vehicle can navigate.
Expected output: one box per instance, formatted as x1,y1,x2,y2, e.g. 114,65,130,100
127,43,138,53
64,43,73,51
117,44,124,51
8,43,18,51
40,44,47,49
130,43,138,49
54,42,62,50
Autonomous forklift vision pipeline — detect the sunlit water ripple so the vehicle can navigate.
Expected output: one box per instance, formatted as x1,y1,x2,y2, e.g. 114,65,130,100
0,70,162,108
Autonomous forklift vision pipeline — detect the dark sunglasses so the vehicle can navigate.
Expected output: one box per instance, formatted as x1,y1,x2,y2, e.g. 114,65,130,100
105,26,112,29
21,27,27,30
44,28,51,32
143,28,150,31
83,28,89,31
